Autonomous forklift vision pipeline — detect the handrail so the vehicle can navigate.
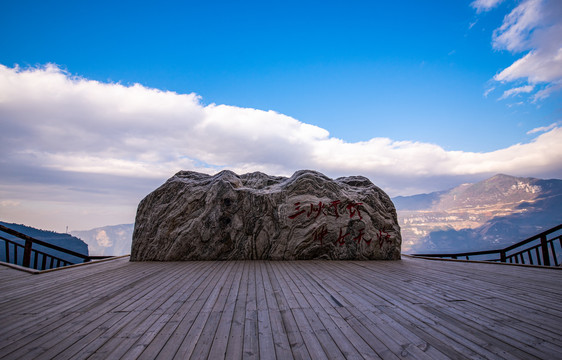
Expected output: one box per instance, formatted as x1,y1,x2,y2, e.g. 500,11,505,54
412,223,562,267
1,236,73,269
0,224,91,270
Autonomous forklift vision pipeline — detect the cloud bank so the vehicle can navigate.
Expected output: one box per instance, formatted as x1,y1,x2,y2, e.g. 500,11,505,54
1,64,562,228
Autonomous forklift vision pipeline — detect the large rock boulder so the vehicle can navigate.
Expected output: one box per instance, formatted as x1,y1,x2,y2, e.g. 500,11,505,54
130,170,401,260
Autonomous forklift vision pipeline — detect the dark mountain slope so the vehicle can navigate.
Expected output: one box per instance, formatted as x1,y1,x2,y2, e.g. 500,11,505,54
0,221,89,265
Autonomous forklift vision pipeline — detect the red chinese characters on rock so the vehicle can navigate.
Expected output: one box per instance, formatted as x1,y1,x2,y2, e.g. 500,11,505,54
335,227,349,246
287,199,391,248
288,200,362,220
377,229,392,247
346,202,363,220
288,202,306,219
312,225,329,245
353,228,371,245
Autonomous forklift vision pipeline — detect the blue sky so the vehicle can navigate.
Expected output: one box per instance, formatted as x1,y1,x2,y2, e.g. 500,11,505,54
1,0,561,231
3,0,557,149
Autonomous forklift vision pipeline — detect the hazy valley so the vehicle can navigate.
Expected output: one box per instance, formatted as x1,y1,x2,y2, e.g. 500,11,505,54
395,174,562,253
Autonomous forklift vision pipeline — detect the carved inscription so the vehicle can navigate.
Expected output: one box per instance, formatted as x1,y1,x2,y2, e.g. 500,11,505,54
287,200,391,248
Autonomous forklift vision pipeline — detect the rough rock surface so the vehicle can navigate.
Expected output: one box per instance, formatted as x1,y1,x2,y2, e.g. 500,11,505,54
130,170,401,260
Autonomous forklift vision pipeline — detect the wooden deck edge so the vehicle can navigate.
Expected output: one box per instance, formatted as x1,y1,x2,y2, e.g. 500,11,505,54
404,253,562,270
0,260,41,274
0,255,130,275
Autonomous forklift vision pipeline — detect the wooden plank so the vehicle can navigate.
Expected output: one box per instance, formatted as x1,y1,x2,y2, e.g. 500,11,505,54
266,262,310,360
255,262,276,359
84,262,211,359
261,262,293,360
457,296,562,342
225,261,249,360
33,262,193,359
350,264,540,356
134,261,229,360
293,261,445,360
403,257,562,296
192,261,243,359
172,260,237,358
304,262,440,359
274,262,340,359
1,256,561,360
0,259,138,332
424,301,562,359
370,260,562,332
146,261,232,359
243,262,259,359
119,263,212,360
344,258,556,360
311,261,507,359
206,261,244,359
342,264,511,360
0,257,131,317
0,262,175,357
291,308,331,360
285,262,369,359
289,264,383,359
354,260,560,328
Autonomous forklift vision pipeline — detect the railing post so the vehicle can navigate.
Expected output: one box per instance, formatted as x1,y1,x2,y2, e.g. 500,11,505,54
500,251,506,263
550,241,558,267
23,239,32,268
5,241,9,263
540,235,550,266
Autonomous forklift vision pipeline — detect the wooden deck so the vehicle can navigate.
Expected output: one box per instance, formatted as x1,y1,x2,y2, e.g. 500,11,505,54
0,256,561,359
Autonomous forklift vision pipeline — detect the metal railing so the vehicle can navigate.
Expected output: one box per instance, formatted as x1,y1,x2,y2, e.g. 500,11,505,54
0,224,95,270
412,223,562,267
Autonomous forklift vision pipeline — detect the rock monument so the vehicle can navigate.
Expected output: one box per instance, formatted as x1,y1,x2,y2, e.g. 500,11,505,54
130,170,401,260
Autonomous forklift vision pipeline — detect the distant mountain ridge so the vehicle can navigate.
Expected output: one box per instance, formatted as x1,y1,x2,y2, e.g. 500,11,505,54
393,174,562,253
4,173,560,258
72,224,133,256
395,174,550,211
0,221,89,265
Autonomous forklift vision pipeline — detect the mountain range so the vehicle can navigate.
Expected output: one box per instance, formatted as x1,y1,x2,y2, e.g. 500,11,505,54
71,224,133,256
393,174,562,254
3,174,560,258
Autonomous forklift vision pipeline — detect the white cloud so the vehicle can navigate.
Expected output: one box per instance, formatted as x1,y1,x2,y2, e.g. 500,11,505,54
1,64,562,229
471,0,505,13
444,128,562,175
533,82,562,101
498,84,534,99
483,86,495,97
0,200,21,207
2,63,562,181
492,0,542,52
507,101,524,107
486,0,562,100
495,50,562,84
527,121,560,134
